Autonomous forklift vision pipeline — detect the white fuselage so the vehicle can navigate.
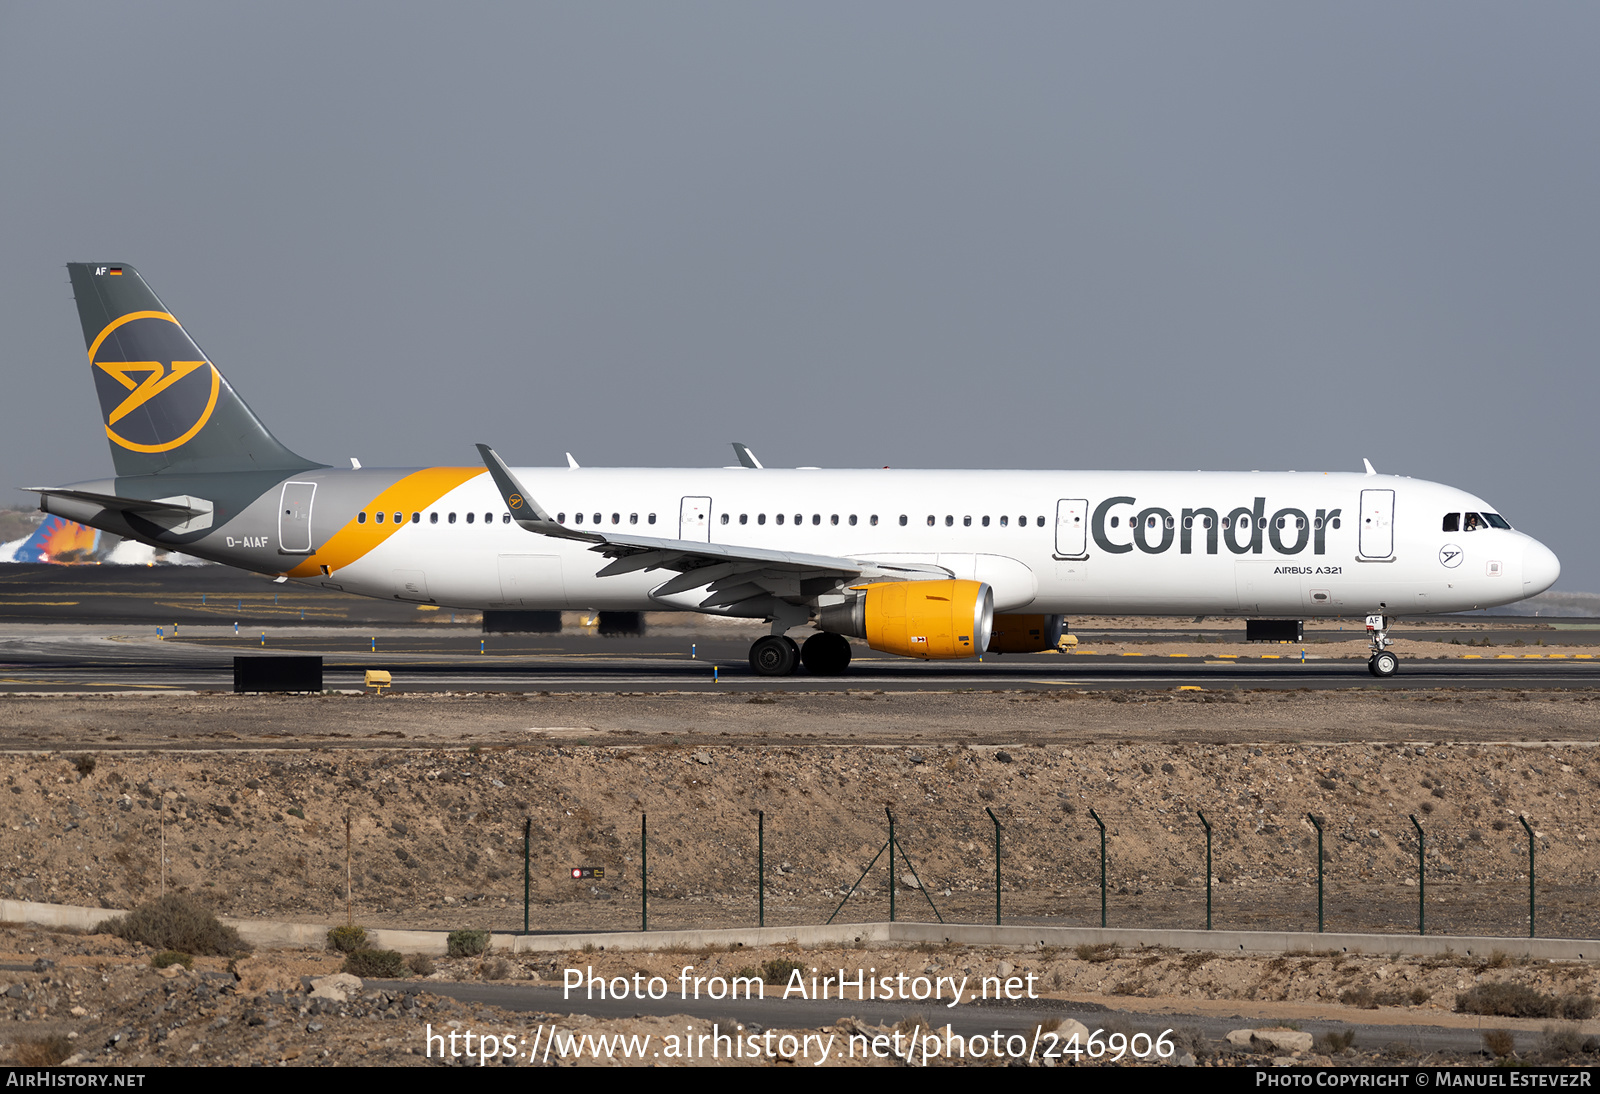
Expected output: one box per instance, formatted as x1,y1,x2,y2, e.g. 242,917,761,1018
310,467,1559,619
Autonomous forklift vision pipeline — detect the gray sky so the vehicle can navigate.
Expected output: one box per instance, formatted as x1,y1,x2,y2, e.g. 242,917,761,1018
4,3,1596,589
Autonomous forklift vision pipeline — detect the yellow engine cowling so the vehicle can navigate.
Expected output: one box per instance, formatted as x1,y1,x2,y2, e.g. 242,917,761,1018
819,579,994,660
986,614,1066,653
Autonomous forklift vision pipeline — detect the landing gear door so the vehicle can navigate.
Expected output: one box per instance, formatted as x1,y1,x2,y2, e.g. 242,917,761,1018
1358,489,1395,559
1055,499,1088,558
278,481,316,554
680,496,712,542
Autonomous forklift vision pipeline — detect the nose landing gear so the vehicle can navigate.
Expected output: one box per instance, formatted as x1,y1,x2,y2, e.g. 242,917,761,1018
1366,614,1398,677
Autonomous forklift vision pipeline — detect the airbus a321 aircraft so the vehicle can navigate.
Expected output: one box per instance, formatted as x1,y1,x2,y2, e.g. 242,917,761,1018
33,264,1560,678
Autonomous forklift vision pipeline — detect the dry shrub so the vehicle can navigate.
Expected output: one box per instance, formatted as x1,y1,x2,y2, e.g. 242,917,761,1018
1538,1026,1588,1061
1482,1029,1515,1058
1457,982,1596,1019
7,1034,74,1066
483,957,515,981
893,1013,933,1038
1315,1029,1357,1054
327,925,367,954
1074,943,1120,963
343,949,405,977
96,894,248,956
407,953,436,977
447,929,490,957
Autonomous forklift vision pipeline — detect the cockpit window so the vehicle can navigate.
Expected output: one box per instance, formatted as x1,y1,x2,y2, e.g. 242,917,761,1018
1484,512,1511,530
1463,512,1484,532
1442,513,1459,532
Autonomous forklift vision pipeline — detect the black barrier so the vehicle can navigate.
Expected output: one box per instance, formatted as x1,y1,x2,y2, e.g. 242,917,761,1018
1245,618,1302,642
482,610,562,633
233,655,322,693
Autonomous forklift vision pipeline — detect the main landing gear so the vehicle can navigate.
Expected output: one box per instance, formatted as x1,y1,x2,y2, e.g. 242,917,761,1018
1366,614,1398,678
748,631,853,677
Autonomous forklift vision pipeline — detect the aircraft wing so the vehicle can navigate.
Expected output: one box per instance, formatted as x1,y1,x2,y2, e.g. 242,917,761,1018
476,444,947,611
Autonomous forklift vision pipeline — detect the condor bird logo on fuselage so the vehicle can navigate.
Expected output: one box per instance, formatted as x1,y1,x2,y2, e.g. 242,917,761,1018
88,311,221,454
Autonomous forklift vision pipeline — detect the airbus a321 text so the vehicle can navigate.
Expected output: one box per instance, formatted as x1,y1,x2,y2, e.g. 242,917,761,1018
33,264,1560,678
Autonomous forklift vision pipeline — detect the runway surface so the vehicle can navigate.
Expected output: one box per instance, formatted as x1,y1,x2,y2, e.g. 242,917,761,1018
2,625,1597,693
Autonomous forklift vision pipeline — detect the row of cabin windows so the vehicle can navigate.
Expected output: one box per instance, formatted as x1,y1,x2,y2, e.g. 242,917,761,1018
357,511,511,525
1442,512,1510,532
559,513,658,525
354,510,1349,533
1108,514,1342,531
717,513,1049,527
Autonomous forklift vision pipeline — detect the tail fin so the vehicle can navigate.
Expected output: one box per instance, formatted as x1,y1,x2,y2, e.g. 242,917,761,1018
65,263,320,477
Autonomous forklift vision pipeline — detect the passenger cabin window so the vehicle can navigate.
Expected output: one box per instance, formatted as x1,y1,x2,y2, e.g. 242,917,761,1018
648,514,656,524
794,514,801,525
720,513,729,524
898,515,907,526
739,514,748,525
812,514,820,525
758,514,766,525
1000,515,1008,527
465,512,473,524
502,513,510,523
963,516,971,527
847,515,856,526
375,512,384,524
430,512,438,524
776,513,785,525
926,515,935,527
557,512,566,523
358,512,367,524
573,513,582,524
592,513,600,524
413,512,421,524
448,512,457,524
869,515,877,526
630,513,638,524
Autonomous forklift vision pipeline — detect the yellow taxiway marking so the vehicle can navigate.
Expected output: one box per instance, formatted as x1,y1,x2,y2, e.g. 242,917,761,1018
1202,661,1240,666
0,600,82,605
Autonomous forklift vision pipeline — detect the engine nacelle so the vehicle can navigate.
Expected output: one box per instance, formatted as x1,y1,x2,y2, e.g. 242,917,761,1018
986,613,1065,653
818,579,994,660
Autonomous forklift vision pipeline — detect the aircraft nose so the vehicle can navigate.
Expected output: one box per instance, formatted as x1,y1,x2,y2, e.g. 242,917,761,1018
1522,539,1561,598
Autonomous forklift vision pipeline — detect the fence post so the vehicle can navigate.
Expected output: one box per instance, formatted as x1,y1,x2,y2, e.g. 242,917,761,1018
758,810,765,929
986,807,1002,926
1197,810,1213,931
1306,813,1324,933
641,813,649,932
1518,815,1535,939
1410,814,1425,936
886,808,896,923
1089,808,1107,929
523,816,531,934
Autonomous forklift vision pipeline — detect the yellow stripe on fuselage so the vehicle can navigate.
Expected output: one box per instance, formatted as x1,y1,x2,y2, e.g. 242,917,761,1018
285,467,484,578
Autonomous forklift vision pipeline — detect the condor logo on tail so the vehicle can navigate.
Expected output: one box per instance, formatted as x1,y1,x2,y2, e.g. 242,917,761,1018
88,311,221,453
